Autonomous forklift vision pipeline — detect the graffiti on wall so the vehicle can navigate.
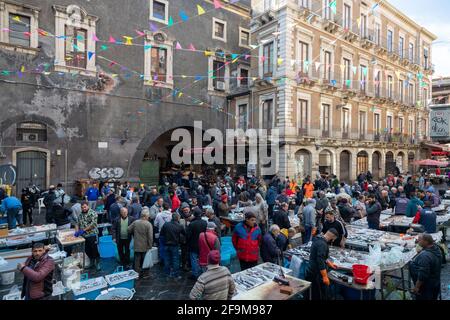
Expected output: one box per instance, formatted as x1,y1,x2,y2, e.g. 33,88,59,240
0,165,17,185
430,110,450,137
88,167,124,180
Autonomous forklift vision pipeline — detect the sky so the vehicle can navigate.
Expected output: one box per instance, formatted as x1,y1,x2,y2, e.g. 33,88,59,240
388,0,450,77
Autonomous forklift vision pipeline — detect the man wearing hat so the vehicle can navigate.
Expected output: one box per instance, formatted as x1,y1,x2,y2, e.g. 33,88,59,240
217,194,231,218
198,222,221,272
305,228,339,300
186,207,207,279
189,250,236,300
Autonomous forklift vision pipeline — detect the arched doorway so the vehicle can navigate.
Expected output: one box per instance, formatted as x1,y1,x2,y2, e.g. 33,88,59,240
357,151,369,174
339,151,351,183
408,152,415,174
397,152,405,174
15,150,48,194
372,151,382,181
385,151,395,175
319,150,333,175
295,149,312,181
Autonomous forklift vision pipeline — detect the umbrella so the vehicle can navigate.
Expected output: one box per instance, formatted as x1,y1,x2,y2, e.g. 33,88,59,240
413,159,449,167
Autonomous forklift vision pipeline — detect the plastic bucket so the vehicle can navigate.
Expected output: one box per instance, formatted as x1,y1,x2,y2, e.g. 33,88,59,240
99,235,113,243
95,288,136,300
0,272,15,286
352,264,371,285
99,241,117,258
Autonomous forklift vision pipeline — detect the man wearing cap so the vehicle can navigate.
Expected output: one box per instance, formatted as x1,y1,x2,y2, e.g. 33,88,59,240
322,210,347,248
198,222,221,272
305,228,338,300
187,207,207,279
190,250,236,300
217,194,231,218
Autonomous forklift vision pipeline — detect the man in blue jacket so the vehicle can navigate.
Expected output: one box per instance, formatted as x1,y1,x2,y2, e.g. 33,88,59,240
0,195,23,229
85,183,100,210
419,201,437,234
265,185,277,220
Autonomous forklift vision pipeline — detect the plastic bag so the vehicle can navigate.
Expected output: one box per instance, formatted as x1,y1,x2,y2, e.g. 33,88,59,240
0,257,7,266
381,246,404,266
289,255,303,279
367,243,382,268
142,249,154,269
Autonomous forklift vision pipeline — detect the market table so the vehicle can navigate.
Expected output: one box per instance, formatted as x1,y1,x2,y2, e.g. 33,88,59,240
233,275,311,300
0,224,58,249
0,247,64,275
329,270,376,300
56,230,86,269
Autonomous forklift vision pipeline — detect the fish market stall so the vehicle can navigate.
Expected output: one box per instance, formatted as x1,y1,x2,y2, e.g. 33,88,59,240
232,262,310,300
0,224,57,249
56,230,86,269
220,209,244,231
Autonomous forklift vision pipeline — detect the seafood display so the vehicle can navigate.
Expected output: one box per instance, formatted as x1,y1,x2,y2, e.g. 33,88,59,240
257,262,293,276
232,273,264,291
105,270,139,285
72,277,107,295
242,268,276,282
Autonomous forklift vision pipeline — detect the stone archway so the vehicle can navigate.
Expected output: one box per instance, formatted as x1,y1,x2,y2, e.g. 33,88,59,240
397,152,406,174
372,151,382,181
295,149,312,181
385,151,395,175
357,151,369,175
318,149,333,175
339,150,352,183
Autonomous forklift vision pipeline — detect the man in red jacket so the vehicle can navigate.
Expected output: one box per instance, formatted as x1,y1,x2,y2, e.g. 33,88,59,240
170,189,181,212
18,242,55,300
232,212,262,271
199,222,221,272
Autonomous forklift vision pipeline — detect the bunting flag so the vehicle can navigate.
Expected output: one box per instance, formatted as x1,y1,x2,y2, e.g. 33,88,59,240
144,45,152,51
214,0,223,9
168,16,174,27
231,53,239,60
204,51,214,57
277,58,283,66
109,36,116,43
346,79,351,87
88,51,95,60
92,33,100,42
135,30,145,37
331,79,337,86
123,36,133,45
260,56,266,63
362,67,368,76
304,61,310,71
329,0,337,14
179,10,189,22
176,42,182,50
315,62,321,72
13,16,21,22
188,43,196,51
100,45,109,51
352,66,357,75
20,66,25,72
197,5,206,15
244,54,250,60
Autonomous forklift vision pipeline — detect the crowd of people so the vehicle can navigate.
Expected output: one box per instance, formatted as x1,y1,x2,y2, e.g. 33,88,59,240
0,167,447,300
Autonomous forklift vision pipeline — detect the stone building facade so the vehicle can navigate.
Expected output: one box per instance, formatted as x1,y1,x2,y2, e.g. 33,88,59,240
238,0,435,182
0,0,250,193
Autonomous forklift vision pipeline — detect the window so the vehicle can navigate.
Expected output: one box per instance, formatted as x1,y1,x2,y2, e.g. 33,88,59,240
343,108,350,135
374,113,381,137
299,41,309,74
399,37,404,59
387,30,393,52
360,65,367,91
144,32,173,88
264,0,275,11
343,58,351,88
375,71,381,96
150,47,167,82
212,18,227,42
387,115,393,133
53,5,97,75
239,28,250,47
423,119,428,138
408,83,414,104
324,51,332,80
213,60,225,91
263,42,274,76
150,0,168,24
343,4,351,30
238,104,248,130
323,0,332,20
423,88,429,102
375,23,381,45
300,0,310,8
322,104,331,136
262,99,274,130
65,26,87,69
399,80,404,102
298,99,308,133
399,118,404,133
408,119,414,136
16,122,47,142
387,75,393,98
409,43,414,62
239,67,249,87
424,47,429,69
360,14,367,38
8,14,30,47
359,111,366,137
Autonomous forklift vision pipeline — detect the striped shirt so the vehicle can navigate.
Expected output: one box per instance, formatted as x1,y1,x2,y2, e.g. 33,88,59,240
189,265,236,300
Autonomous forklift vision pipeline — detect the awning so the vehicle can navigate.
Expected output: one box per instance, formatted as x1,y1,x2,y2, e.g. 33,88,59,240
421,142,447,151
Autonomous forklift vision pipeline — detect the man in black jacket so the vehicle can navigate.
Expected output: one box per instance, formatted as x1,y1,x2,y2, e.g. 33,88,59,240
322,210,347,248
112,207,135,267
261,224,282,263
305,229,338,300
366,194,382,230
337,198,356,223
272,203,291,230
409,234,442,300
187,208,207,279
160,213,186,279
43,186,57,224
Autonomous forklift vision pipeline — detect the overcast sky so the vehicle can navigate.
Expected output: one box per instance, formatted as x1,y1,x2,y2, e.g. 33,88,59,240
388,0,450,77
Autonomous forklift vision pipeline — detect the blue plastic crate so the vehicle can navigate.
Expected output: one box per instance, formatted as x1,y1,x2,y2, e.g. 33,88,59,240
99,241,117,258
73,274,107,300
99,235,113,243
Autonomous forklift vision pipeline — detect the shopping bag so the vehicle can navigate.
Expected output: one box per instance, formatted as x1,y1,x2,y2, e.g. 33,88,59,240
142,249,153,269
